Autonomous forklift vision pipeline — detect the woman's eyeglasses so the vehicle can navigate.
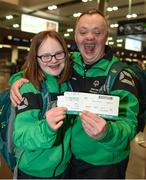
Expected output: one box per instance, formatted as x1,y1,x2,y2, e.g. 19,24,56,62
37,51,65,63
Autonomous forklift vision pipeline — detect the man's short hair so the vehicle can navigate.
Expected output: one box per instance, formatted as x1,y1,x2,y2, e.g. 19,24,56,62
75,8,108,29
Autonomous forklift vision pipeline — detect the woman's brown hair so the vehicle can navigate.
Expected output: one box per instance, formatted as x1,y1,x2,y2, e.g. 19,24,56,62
22,30,72,90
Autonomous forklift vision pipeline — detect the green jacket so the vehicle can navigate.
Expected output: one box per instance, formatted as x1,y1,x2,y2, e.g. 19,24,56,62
9,74,72,177
70,49,139,165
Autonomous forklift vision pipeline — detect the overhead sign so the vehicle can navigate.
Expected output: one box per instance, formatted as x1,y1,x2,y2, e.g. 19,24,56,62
117,18,146,35
21,14,59,34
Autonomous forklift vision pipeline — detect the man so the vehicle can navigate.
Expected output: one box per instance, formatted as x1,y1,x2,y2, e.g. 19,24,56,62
10,9,139,179
68,9,139,179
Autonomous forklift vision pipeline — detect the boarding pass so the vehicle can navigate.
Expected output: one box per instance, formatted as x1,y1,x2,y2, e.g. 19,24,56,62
57,92,120,119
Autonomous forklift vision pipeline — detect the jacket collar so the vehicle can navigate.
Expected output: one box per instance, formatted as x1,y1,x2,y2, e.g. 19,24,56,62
71,45,114,71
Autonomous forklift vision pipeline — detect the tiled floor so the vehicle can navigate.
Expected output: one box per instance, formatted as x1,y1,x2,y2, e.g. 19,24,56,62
0,70,146,179
126,128,146,179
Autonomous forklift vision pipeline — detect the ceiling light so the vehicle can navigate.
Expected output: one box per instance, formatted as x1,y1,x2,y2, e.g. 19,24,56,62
108,37,113,41
107,6,118,12
110,24,115,28
0,44,12,48
126,13,137,18
8,35,12,40
73,13,81,17
13,24,19,28
117,44,122,47
67,28,74,32
132,13,137,18
113,6,118,11
117,39,123,43
18,46,30,50
6,15,13,20
108,41,114,45
82,0,88,2
110,23,119,28
107,7,112,12
82,0,92,2
126,14,131,18
64,33,70,37
48,5,57,10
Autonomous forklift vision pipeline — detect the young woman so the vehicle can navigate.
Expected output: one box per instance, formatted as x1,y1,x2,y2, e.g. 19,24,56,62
10,30,72,179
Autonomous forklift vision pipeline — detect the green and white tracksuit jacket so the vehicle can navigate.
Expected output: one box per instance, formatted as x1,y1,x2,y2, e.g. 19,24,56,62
10,74,72,178
70,46,139,165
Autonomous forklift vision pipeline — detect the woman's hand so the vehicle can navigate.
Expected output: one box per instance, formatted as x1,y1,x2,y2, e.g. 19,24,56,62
10,78,29,106
80,110,107,139
45,107,67,130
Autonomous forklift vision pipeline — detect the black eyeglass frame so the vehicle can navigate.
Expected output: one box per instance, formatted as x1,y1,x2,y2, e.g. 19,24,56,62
37,51,66,63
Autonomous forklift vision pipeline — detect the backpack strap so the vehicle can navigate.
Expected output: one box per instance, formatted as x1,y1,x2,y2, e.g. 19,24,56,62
7,105,16,154
67,81,73,92
40,81,50,119
40,81,73,119
99,61,129,94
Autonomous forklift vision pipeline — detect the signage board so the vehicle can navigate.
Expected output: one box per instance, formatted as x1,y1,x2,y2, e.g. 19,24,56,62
21,14,59,33
117,18,146,35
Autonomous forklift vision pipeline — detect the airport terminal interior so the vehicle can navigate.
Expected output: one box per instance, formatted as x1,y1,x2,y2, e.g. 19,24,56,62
0,0,146,179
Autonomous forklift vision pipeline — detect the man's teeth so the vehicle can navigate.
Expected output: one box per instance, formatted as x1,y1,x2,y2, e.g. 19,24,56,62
85,44,95,48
